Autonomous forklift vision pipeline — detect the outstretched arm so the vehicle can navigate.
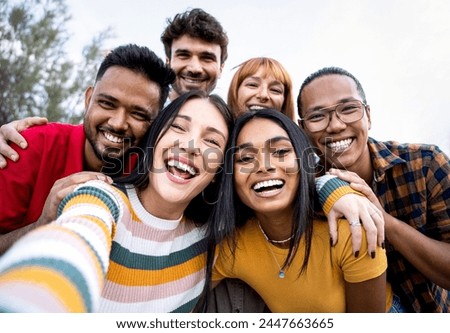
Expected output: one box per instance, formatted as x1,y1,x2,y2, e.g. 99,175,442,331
0,116,47,168
0,180,121,312
0,172,113,255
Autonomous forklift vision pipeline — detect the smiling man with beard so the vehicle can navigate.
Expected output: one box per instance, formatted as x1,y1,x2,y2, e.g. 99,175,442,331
160,8,228,103
0,44,174,244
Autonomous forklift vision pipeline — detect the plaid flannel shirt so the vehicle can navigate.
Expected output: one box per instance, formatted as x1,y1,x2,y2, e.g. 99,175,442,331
369,137,450,312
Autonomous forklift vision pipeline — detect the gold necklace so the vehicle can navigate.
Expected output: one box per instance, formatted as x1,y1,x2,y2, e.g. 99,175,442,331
257,221,288,279
257,220,294,244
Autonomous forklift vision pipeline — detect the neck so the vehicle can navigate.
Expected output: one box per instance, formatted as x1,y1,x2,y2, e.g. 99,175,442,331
255,209,293,244
349,145,373,184
137,186,187,220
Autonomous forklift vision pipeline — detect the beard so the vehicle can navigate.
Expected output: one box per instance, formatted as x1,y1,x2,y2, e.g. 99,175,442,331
171,73,216,96
84,122,134,176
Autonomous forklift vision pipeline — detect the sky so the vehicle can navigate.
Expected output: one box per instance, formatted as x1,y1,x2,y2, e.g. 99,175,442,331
66,0,450,155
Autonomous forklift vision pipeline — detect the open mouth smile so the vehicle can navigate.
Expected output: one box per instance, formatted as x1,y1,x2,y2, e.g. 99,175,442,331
248,105,268,111
252,179,285,193
166,158,199,181
326,138,353,153
102,131,126,144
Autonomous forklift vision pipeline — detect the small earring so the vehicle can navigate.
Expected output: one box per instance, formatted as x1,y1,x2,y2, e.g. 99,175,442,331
202,190,219,205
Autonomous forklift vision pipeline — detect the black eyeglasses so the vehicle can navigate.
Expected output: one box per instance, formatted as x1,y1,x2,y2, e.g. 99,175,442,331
300,100,368,132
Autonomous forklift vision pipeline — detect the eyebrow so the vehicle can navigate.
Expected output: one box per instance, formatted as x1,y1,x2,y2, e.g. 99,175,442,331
243,75,283,85
267,136,291,146
237,136,291,150
174,48,218,61
307,98,358,112
243,75,261,81
176,115,227,141
97,93,151,113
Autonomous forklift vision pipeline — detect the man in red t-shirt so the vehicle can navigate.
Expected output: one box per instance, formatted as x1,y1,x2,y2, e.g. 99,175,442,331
0,44,174,251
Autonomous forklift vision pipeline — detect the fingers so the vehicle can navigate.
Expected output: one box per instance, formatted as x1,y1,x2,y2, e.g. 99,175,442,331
370,208,385,249
358,210,379,257
328,168,360,183
349,203,385,258
1,120,28,149
0,117,48,168
0,122,25,167
0,117,47,169
56,172,113,190
0,155,7,169
40,172,113,224
347,219,363,257
326,213,339,246
331,192,385,257
0,142,21,166
19,116,48,131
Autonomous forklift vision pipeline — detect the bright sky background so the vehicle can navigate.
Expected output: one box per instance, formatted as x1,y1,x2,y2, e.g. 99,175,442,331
66,0,450,155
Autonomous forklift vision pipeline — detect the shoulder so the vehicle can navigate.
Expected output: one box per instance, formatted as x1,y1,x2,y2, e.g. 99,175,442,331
21,122,82,139
371,137,448,161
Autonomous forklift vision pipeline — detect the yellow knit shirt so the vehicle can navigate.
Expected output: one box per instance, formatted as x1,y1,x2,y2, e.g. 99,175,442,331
213,218,392,312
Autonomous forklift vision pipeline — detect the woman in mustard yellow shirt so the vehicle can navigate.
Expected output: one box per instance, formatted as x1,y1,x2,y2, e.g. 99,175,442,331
206,109,392,312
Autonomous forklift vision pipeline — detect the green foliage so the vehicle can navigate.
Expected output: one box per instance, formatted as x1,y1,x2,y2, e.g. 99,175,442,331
0,0,113,124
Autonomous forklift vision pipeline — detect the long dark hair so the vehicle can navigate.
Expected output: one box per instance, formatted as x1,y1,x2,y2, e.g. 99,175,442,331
115,90,234,225
206,108,317,275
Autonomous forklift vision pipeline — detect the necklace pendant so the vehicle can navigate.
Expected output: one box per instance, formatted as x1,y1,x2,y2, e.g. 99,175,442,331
278,270,285,279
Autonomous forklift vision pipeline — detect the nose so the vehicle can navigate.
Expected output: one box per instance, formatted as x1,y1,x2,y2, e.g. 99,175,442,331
178,137,201,156
326,110,346,133
256,151,275,173
107,109,129,132
186,57,202,74
257,86,269,102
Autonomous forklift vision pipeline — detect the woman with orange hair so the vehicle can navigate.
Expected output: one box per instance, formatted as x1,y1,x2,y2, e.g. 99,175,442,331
227,57,295,120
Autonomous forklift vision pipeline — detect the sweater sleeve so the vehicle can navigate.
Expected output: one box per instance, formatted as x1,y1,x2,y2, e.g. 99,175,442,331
315,175,362,215
0,180,122,313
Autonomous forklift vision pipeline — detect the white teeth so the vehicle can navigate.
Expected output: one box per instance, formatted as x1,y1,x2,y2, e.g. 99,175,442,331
104,132,124,143
326,138,352,152
167,159,196,176
184,77,203,83
249,105,265,110
253,179,284,191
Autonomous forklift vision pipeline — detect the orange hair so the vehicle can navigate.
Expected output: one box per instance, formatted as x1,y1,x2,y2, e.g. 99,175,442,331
227,57,295,120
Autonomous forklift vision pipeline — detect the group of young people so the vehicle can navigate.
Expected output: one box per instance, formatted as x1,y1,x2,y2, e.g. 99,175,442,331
0,8,448,313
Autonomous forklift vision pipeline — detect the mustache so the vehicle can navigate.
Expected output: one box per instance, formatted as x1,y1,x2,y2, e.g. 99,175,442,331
98,126,134,141
182,71,208,80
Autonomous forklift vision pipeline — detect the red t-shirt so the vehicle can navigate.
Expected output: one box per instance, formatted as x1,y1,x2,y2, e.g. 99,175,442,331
0,123,85,233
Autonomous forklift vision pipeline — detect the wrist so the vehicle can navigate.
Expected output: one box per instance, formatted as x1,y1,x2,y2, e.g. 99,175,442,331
316,175,361,215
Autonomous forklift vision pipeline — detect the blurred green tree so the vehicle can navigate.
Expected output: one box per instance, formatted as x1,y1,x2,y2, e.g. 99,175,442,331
0,0,113,125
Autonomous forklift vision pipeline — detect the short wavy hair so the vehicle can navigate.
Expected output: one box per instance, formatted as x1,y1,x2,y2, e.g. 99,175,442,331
160,8,229,65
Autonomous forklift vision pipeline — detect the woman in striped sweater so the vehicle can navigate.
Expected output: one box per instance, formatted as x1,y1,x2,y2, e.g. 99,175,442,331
0,90,233,313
